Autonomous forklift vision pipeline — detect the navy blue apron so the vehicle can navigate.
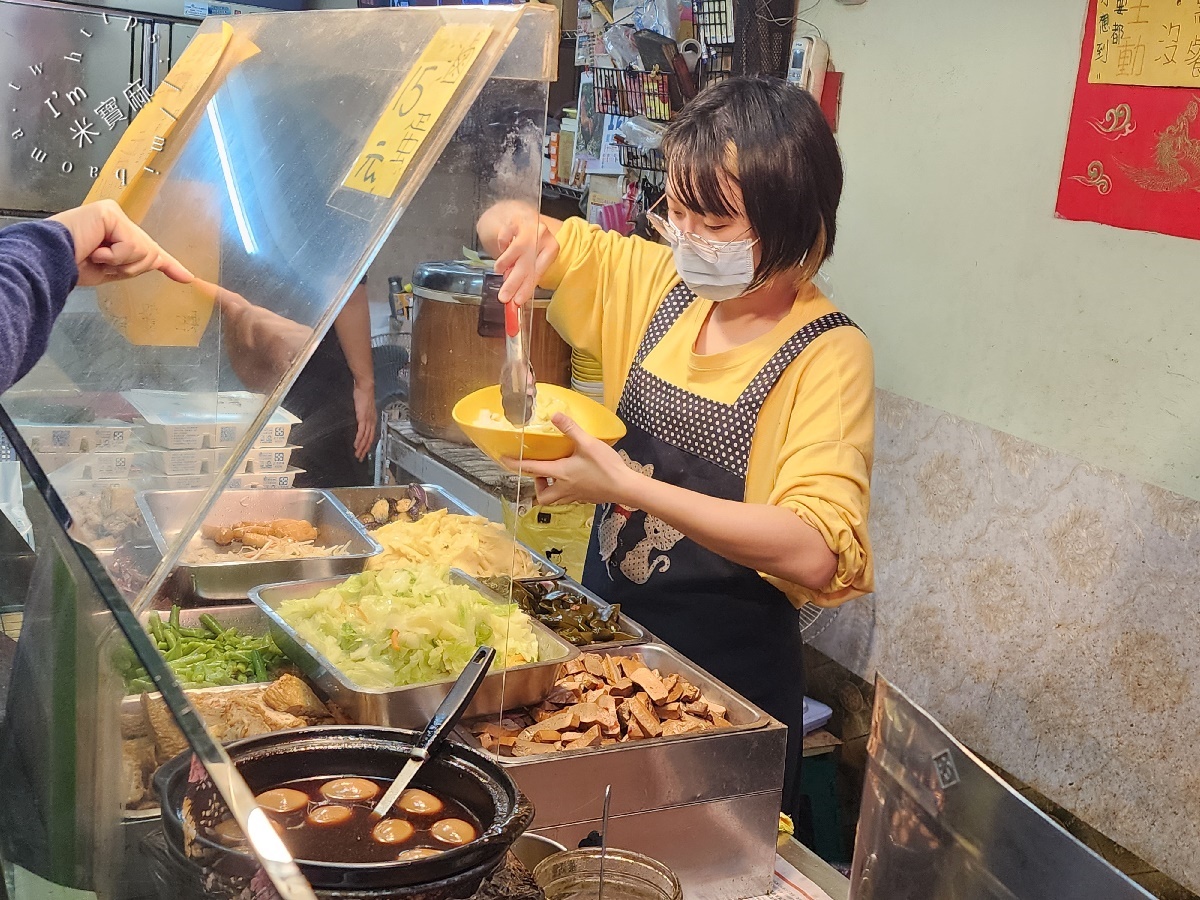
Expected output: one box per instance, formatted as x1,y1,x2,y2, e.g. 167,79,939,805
583,283,856,821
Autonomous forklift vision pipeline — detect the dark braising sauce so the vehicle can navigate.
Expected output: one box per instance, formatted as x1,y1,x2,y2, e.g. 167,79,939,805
215,778,483,864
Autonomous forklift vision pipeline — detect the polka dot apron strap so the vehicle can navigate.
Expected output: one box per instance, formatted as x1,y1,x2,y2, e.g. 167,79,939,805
736,312,860,413
631,283,698,367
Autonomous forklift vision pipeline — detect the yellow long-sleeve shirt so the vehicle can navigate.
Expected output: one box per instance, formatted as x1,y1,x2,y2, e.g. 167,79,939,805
543,218,875,608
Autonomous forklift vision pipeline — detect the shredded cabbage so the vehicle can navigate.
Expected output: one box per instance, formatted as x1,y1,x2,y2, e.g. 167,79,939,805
276,565,540,690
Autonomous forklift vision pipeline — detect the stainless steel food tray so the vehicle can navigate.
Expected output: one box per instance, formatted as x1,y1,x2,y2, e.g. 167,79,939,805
457,642,770,761
454,643,786,834
329,483,567,584
137,488,382,601
248,573,580,729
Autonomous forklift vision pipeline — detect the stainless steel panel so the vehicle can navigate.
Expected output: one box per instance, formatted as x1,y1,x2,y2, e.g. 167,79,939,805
0,0,139,213
328,483,567,584
137,489,382,601
849,677,1155,900
248,573,580,729
533,792,780,900
456,644,786,822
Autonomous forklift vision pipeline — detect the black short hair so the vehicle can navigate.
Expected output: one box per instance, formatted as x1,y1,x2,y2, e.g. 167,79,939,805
662,76,843,289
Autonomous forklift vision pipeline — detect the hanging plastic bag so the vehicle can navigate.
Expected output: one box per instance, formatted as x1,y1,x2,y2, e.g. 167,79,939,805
639,0,681,41
617,115,666,150
603,24,643,70
501,476,594,581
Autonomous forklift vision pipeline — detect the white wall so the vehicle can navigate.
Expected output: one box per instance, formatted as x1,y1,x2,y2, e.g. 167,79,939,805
807,0,1200,500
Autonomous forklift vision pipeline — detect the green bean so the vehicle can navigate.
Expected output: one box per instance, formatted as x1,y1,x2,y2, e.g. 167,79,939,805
125,607,286,693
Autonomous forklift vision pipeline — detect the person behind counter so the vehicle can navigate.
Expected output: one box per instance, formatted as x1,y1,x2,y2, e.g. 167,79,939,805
0,199,192,394
477,76,874,830
284,279,377,488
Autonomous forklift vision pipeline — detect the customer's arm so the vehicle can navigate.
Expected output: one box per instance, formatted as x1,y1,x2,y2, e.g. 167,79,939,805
0,200,192,393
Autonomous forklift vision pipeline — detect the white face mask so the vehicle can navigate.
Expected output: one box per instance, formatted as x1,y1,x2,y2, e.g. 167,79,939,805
647,211,758,302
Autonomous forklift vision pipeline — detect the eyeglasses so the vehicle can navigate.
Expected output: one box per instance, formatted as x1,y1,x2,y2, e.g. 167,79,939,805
644,208,756,264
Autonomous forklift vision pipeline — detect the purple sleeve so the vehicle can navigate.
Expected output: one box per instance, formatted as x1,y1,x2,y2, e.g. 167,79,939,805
0,220,78,394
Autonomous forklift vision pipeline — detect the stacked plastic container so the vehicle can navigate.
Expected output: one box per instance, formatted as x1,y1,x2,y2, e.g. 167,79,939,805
29,391,304,494
124,391,303,490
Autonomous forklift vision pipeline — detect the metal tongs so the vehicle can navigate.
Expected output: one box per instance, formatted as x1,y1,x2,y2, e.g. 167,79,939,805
500,300,537,427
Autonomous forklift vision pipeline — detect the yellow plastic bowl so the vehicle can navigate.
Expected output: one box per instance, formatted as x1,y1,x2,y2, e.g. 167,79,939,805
452,383,626,462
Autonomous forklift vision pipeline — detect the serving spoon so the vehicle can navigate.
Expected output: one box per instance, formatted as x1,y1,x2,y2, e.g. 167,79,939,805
372,644,497,819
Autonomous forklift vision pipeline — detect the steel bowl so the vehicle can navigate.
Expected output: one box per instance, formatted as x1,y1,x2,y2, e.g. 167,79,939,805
154,726,535,894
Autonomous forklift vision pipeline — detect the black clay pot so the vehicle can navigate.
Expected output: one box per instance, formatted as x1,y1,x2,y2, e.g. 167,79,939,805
154,726,535,896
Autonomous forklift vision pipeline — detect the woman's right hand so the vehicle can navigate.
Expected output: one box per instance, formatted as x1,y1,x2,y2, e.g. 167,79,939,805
476,201,562,306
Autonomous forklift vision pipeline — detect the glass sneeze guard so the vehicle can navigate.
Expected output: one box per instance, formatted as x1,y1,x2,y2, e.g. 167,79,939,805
0,6,555,898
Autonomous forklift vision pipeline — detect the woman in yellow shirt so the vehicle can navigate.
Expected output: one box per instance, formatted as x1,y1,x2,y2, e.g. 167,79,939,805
478,77,873,824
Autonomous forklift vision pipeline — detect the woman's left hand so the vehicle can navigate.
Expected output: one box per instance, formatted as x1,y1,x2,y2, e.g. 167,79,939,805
502,414,637,507
352,380,378,462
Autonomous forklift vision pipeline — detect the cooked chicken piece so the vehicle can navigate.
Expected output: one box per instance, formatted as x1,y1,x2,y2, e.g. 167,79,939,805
269,519,319,543
369,499,391,524
233,523,272,537
237,531,272,549
201,524,236,545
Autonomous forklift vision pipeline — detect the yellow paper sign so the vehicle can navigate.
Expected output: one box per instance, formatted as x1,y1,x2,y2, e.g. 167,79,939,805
1088,0,1200,86
86,21,259,347
343,23,493,198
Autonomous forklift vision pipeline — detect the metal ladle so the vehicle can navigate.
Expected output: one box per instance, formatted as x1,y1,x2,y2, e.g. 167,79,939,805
372,645,496,818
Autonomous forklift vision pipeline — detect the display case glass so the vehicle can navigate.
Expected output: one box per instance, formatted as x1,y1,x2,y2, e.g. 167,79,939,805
0,5,554,897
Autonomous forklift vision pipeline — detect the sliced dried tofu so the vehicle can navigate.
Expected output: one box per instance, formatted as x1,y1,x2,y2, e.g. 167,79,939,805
660,719,691,737
628,697,662,737
657,702,683,720
629,667,668,703
518,710,575,742
571,701,604,724
545,684,583,706
566,725,602,750
662,674,682,703
582,654,606,678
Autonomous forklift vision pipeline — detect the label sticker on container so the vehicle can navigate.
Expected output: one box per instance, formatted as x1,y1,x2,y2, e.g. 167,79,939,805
342,23,492,198
183,1,207,15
